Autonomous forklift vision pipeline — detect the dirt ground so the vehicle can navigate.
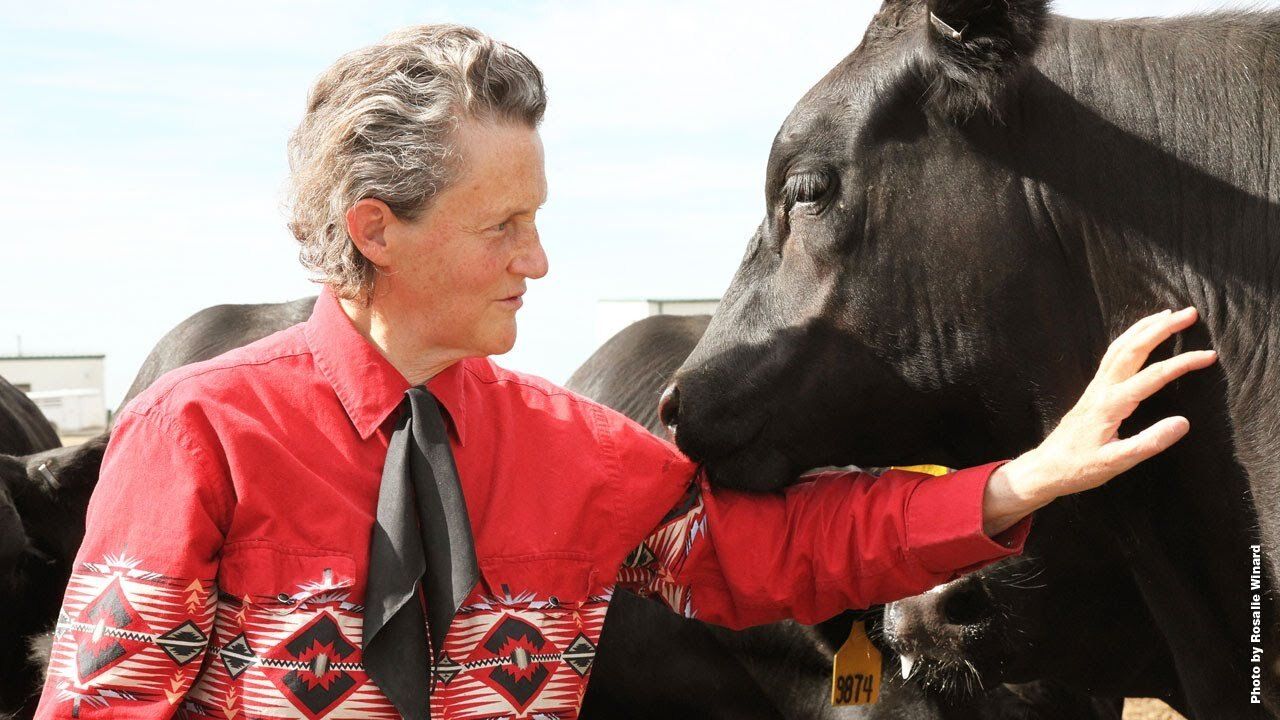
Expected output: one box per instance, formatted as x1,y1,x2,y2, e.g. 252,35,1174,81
57,431,101,446
1124,698,1185,719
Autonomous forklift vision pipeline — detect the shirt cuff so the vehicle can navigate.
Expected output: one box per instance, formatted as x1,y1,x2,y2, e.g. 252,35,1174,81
903,460,1034,575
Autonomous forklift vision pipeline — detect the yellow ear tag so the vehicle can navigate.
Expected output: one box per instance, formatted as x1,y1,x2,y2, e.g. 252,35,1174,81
831,620,882,706
891,464,953,477
829,464,947,706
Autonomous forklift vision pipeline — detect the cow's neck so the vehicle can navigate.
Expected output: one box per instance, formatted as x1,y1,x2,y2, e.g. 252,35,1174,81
994,13,1280,707
995,12,1280,412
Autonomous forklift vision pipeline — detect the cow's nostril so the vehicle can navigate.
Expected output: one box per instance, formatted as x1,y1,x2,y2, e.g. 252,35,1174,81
941,581,991,626
658,383,680,434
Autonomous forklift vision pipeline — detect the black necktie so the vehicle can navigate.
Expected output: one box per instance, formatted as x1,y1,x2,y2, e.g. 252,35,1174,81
363,386,480,720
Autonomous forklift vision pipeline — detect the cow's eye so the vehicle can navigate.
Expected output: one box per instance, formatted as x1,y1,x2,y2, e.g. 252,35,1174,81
782,171,834,208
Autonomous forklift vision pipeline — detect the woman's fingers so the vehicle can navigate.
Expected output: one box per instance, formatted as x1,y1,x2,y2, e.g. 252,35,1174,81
1020,305,1215,500
1096,416,1192,474
1102,307,1200,383
1118,349,1218,403
1097,309,1170,378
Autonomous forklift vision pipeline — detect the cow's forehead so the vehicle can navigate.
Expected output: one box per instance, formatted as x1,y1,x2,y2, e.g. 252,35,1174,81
770,63,897,170
774,10,927,147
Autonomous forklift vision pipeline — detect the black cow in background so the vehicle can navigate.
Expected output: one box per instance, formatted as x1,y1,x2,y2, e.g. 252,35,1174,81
0,377,105,718
121,297,316,409
0,378,59,455
659,1,1280,718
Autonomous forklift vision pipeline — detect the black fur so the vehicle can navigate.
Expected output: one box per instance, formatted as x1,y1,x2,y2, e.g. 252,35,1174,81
0,378,109,718
667,2,1280,718
919,0,1052,120
0,377,59,456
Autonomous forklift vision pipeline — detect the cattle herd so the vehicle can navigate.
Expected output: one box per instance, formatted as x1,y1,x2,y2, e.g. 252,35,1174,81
3,0,1279,717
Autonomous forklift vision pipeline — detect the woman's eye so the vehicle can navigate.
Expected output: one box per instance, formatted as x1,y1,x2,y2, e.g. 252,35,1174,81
782,171,833,207
492,222,508,233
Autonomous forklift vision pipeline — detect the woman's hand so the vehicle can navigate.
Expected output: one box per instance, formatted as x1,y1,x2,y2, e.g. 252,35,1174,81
983,307,1218,536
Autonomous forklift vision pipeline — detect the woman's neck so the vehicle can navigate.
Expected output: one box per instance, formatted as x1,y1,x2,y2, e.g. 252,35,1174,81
338,295,465,387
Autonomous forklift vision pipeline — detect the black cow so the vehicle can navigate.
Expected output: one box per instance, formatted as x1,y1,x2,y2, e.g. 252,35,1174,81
121,297,317,410
660,1,1278,719
0,377,106,719
0,376,60,578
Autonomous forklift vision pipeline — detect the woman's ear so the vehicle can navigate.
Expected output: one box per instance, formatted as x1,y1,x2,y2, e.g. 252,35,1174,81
918,0,1051,122
346,198,396,267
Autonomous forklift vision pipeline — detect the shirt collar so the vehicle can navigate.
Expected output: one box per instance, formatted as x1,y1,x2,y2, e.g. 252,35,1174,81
302,285,469,445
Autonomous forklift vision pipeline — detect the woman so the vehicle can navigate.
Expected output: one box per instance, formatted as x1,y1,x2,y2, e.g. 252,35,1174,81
33,24,1215,720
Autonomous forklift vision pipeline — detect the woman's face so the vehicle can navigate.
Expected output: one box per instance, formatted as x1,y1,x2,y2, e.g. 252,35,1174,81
380,119,549,358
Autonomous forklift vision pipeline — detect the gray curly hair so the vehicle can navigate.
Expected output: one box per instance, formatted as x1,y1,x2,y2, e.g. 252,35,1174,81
287,24,546,303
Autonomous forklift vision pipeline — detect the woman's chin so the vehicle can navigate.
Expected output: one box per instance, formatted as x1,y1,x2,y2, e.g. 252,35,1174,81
477,322,518,357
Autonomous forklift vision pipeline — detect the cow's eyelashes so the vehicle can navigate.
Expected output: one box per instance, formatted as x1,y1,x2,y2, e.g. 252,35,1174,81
781,171,835,209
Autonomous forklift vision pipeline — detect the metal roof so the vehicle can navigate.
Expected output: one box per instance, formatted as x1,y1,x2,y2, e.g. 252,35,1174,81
0,354,105,360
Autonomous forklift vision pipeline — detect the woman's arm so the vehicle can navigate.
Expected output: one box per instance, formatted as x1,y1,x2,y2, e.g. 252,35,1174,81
612,307,1214,629
32,405,231,719
616,461,1031,629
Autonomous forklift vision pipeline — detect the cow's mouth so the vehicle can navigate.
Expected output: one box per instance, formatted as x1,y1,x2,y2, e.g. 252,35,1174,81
699,442,796,492
662,383,798,492
897,649,1036,702
889,623,1017,699
685,411,799,491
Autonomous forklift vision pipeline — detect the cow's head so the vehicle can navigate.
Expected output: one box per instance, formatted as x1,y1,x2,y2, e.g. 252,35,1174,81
663,0,1178,692
0,435,107,597
663,0,1097,487
0,455,29,587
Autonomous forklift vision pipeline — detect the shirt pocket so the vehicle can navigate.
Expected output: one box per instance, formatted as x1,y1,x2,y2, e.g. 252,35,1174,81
477,553,596,609
218,541,358,615
198,543,375,718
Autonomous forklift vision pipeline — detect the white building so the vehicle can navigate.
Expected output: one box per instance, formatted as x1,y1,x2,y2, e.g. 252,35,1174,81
0,354,108,433
595,298,720,346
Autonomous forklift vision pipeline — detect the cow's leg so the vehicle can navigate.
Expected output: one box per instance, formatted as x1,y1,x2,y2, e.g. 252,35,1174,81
1226,419,1280,709
1106,496,1272,718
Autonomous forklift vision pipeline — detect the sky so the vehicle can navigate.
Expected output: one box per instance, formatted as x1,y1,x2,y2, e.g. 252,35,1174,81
1,0,1270,410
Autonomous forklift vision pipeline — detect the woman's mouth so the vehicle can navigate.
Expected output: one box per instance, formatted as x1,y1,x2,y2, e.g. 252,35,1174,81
499,294,524,310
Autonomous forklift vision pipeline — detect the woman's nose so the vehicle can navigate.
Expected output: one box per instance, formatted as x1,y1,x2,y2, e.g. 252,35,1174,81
511,228,548,279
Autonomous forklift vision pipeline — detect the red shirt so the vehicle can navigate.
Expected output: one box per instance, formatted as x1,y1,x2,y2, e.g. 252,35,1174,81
34,285,1031,720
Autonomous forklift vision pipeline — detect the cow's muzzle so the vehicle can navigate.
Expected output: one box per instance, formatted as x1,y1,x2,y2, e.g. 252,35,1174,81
884,576,1001,682
658,383,680,438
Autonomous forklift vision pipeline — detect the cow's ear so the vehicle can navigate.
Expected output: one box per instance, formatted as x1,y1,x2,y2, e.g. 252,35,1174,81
25,431,108,494
918,0,1050,121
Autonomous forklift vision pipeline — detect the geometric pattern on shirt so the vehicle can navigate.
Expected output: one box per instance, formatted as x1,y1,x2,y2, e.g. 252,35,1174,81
42,553,216,716
181,583,615,720
187,589,400,720
430,584,611,719
260,610,363,719
617,480,706,619
433,618,600,690
44,487,709,720
183,580,617,720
